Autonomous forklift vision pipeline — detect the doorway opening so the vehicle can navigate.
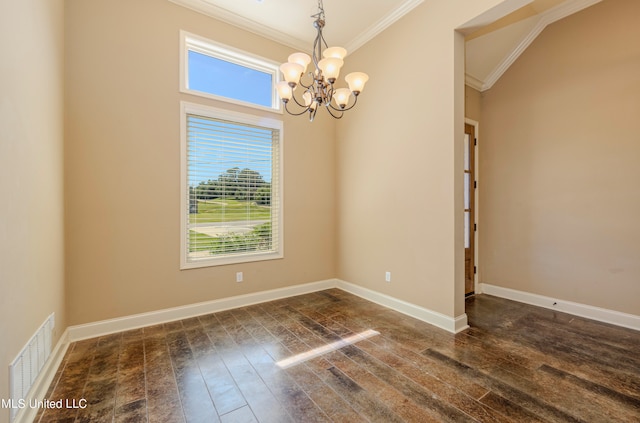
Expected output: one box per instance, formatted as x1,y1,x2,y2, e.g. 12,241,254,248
464,122,477,296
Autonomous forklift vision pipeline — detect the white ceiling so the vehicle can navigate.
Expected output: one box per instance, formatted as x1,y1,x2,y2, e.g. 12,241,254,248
169,0,602,92
465,0,602,91
168,0,424,54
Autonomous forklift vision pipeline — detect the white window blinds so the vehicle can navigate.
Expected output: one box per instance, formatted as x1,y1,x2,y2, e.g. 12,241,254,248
181,103,282,268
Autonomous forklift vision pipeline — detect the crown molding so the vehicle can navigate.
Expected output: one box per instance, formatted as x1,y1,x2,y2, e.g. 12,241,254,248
481,17,546,90
169,0,423,55
470,0,603,92
168,0,309,51
542,0,602,23
458,0,534,35
345,0,424,53
465,73,485,92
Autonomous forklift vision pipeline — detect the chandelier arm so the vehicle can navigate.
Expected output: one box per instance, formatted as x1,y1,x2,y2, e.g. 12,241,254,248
314,29,329,70
309,106,319,122
325,81,334,102
289,90,312,108
298,74,314,90
326,94,359,113
278,0,366,121
312,40,318,68
323,104,344,119
319,28,329,50
283,101,312,117
312,31,322,69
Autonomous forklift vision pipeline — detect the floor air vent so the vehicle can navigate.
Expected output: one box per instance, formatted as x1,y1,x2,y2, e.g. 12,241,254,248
8,313,55,422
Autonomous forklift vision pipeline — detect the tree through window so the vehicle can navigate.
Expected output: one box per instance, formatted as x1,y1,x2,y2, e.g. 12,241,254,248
180,103,283,268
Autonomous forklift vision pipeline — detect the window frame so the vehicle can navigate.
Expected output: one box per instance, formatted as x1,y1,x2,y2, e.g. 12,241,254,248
180,101,284,269
180,30,283,113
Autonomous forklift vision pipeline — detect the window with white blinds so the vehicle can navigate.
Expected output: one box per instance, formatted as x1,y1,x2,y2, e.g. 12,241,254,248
180,102,283,268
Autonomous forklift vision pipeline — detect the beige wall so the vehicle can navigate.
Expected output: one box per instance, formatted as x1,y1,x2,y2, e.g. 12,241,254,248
336,0,511,320
480,0,640,314
63,0,525,329
64,0,336,325
465,85,482,123
0,0,66,419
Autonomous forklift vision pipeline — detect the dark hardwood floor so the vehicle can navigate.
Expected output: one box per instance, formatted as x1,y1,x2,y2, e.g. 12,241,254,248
36,289,640,422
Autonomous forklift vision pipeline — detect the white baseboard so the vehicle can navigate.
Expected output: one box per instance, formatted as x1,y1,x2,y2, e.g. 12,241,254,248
337,280,469,333
13,330,70,423
67,278,469,342
480,283,640,331
4,279,472,422
67,279,338,341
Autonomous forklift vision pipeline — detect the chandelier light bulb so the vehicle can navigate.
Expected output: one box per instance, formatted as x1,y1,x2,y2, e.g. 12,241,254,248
322,46,347,60
288,52,311,73
345,72,369,95
277,0,368,120
303,91,318,110
318,57,343,82
280,62,303,86
333,88,352,108
276,81,293,101
302,91,313,107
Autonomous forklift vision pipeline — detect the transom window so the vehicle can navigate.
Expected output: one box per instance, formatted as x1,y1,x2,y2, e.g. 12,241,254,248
180,102,283,269
180,31,282,112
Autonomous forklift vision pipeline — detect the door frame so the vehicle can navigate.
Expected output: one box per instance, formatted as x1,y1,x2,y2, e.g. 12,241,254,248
465,118,480,295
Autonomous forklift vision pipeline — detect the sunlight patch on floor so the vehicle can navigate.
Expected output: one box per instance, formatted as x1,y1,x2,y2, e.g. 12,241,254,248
276,329,380,369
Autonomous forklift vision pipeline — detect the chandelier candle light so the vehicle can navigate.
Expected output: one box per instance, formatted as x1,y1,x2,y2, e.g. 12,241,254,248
276,0,369,121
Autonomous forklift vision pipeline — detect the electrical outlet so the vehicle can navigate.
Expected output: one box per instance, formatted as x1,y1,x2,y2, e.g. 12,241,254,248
236,272,243,282
385,272,391,282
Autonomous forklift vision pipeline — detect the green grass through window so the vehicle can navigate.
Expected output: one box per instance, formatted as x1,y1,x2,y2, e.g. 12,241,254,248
189,199,271,224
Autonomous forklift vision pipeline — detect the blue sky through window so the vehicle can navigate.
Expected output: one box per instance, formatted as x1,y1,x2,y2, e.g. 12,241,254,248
188,51,273,108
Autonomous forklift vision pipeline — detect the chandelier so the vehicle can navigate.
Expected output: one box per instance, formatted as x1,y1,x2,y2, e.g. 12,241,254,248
276,0,369,121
